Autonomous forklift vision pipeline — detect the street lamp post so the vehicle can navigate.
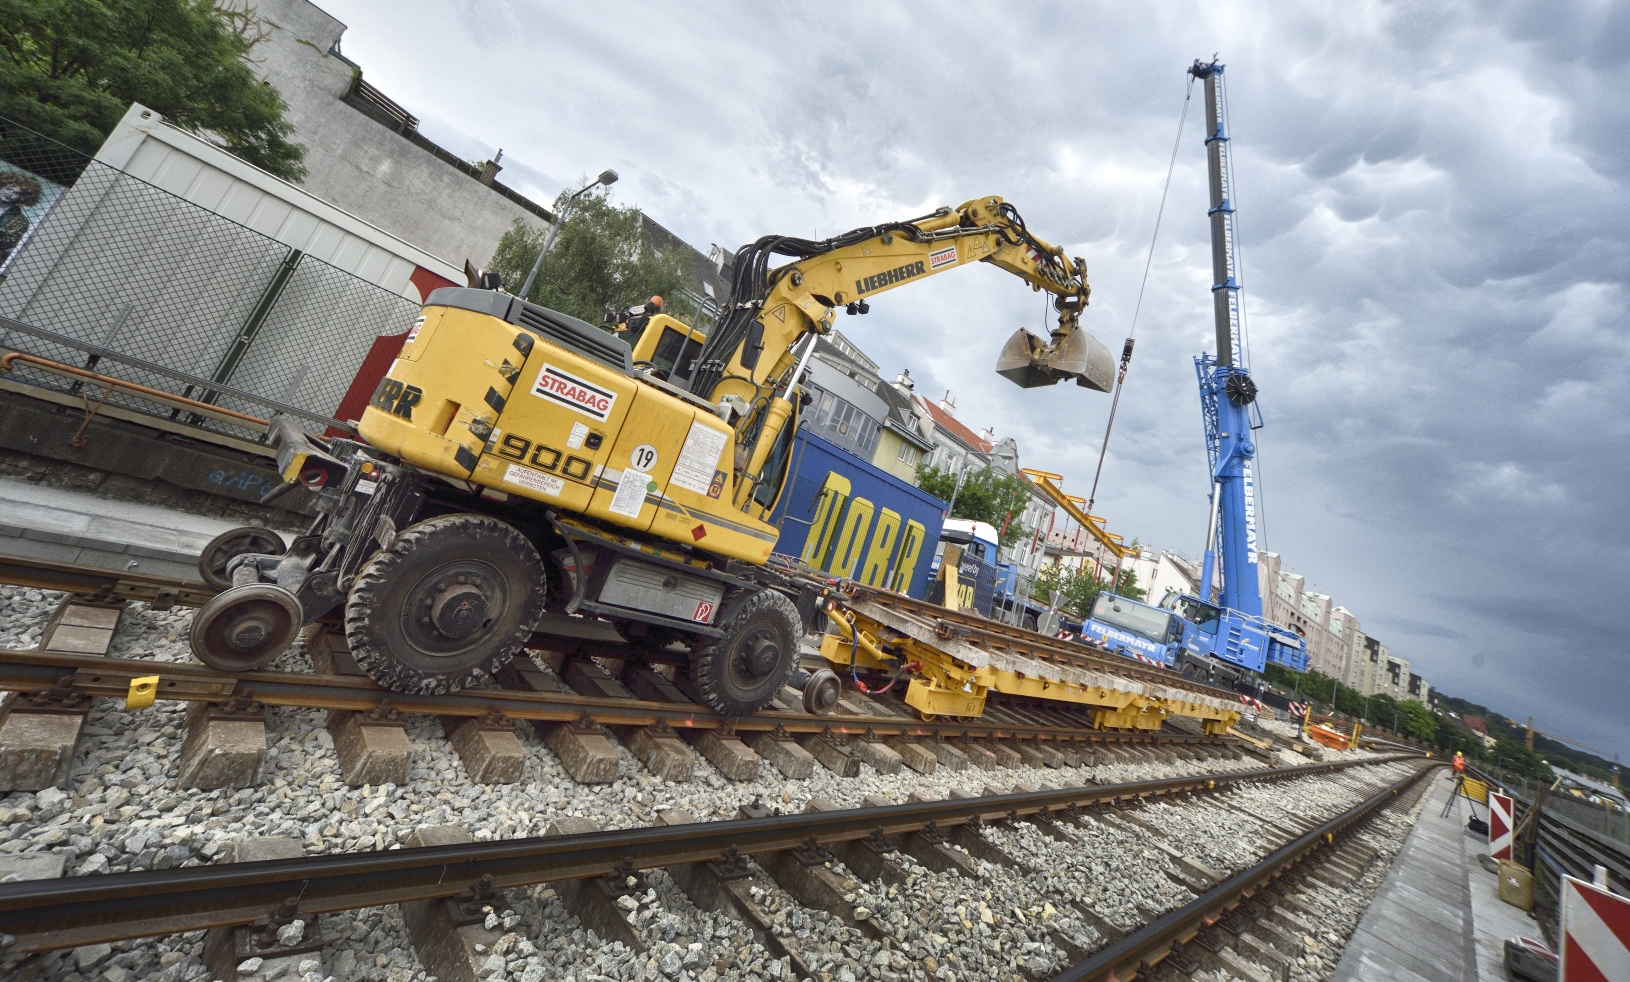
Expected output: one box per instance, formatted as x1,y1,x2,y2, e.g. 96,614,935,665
517,168,619,302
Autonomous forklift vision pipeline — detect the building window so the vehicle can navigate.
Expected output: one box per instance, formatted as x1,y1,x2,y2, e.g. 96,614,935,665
896,443,918,466
804,384,882,458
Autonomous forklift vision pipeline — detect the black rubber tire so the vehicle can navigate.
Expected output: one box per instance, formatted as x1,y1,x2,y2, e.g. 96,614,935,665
690,589,802,717
198,526,286,591
345,513,546,694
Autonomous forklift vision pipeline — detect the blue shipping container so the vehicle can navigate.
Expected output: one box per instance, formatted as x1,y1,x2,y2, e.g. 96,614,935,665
770,428,948,599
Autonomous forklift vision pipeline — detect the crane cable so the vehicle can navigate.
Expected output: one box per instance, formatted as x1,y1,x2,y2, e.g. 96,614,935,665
1084,74,1196,520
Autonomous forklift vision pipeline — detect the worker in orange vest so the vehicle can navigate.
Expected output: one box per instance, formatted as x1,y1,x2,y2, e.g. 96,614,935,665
1453,752,1465,774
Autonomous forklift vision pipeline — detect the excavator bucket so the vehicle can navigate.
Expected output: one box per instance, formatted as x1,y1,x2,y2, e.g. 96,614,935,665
995,327,1114,391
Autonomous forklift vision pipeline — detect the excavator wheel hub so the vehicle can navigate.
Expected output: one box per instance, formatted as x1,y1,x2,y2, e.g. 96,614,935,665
431,583,489,640
742,635,781,678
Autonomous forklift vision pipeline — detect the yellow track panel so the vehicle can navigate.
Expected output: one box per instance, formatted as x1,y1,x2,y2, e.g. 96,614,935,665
822,595,1241,735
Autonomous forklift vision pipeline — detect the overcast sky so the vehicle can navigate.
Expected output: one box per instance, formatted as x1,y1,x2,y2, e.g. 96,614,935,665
320,0,1630,760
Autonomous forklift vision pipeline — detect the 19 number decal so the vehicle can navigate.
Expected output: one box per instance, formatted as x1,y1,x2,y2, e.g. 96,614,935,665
629,444,658,472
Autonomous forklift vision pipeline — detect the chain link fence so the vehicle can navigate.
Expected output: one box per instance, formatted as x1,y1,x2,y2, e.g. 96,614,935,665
0,115,423,440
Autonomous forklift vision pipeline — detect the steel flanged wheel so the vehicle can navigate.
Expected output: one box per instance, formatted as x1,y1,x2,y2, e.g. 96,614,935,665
802,667,842,716
190,583,302,671
345,514,546,695
198,526,287,591
692,589,802,716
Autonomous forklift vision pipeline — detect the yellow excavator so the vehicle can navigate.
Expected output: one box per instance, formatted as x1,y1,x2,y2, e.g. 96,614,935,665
190,197,1113,715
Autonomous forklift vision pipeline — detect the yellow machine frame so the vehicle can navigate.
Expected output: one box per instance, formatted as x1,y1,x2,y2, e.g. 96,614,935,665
819,596,1241,735
358,197,1107,567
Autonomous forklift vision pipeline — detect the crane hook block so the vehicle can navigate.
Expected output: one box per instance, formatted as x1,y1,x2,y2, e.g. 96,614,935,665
995,326,1114,391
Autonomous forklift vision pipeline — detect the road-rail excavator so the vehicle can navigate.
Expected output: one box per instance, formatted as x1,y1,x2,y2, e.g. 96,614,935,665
189,197,1115,716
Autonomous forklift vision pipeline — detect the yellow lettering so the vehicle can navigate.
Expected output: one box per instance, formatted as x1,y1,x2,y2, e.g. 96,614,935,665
829,496,876,578
801,472,852,567
890,520,927,593
860,508,901,586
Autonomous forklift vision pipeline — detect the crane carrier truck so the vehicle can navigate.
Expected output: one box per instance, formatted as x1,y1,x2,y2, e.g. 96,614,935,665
1074,59,1308,690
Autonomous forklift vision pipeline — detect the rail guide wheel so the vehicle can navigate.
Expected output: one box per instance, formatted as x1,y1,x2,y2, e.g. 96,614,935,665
197,526,287,591
344,514,547,695
190,583,302,671
690,589,802,716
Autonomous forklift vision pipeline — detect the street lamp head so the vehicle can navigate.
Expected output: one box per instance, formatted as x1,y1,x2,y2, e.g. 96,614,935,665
597,169,619,187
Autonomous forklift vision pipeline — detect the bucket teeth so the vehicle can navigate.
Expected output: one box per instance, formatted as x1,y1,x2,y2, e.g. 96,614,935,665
995,327,1114,391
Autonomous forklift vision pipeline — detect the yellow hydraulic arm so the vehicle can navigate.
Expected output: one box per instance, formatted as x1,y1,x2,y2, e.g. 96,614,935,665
687,197,1115,516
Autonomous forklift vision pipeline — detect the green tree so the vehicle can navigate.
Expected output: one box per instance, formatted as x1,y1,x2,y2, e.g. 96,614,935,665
487,189,696,326
915,465,1038,548
1396,699,1437,742
1030,562,1144,620
0,0,306,180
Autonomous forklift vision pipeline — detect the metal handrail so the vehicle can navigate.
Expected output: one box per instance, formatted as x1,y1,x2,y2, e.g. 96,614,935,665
1,351,270,431
0,313,353,431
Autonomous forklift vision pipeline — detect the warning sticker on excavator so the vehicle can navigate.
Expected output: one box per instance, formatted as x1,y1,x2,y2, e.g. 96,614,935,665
929,246,958,270
609,468,655,518
504,463,563,497
672,421,729,496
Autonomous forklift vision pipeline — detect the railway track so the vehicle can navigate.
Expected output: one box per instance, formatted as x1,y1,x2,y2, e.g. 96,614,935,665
0,551,1273,797
0,552,1251,705
0,754,1428,980
1,548,1422,982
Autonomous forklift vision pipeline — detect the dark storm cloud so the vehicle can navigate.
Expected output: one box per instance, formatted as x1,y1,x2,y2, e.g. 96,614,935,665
322,0,1628,756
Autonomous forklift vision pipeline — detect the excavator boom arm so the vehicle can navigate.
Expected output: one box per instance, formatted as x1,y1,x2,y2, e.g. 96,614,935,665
695,197,1114,512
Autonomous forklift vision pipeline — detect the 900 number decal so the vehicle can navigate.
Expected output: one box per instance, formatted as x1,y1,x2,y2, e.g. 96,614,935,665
494,433,592,481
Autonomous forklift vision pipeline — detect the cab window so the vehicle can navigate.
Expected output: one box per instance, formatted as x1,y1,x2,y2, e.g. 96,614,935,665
1175,596,1221,636
650,327,704,382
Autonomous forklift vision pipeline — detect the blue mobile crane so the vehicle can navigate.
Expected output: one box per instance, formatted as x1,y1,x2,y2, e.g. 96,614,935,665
1076,58,1308,688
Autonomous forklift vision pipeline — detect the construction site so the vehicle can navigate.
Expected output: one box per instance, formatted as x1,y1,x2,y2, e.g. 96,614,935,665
0,2,1624,982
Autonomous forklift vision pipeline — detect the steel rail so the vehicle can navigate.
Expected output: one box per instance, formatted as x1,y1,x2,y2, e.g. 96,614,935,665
0,647,1234,745
842,582,1244,703
0,753,1420,952
0,553,1249,738
1047,758,1442,982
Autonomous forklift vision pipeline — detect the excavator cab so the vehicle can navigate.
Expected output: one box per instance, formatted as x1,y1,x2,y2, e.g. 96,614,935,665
627,313,706,385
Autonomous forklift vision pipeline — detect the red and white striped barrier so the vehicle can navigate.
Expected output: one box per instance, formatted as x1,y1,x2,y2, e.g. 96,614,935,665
1289,701,1308,718
1561,874,1630,981
1488,791,1514,862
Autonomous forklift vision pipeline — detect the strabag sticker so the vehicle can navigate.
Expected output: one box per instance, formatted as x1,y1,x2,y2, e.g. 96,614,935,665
928,245,958,270
608,467,655,518
406,316,426,343
504,463,563,497
670,421,730,496
566,421,589,449
532,363,617,421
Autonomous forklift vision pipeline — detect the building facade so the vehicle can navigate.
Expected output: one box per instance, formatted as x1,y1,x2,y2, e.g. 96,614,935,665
247,0,723,300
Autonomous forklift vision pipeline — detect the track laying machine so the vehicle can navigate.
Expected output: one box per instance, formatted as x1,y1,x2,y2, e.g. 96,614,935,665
190,198,1116,716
